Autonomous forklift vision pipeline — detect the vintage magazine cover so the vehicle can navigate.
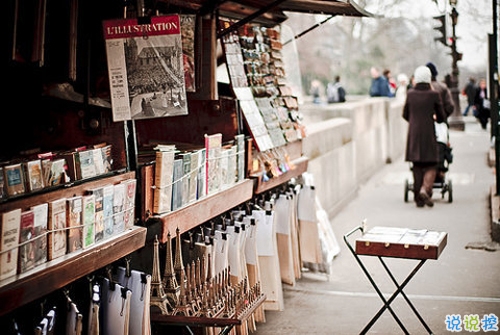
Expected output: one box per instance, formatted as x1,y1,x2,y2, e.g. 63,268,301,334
103,15,188,121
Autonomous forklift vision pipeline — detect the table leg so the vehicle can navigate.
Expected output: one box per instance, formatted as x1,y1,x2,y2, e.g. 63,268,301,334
379,257,433,334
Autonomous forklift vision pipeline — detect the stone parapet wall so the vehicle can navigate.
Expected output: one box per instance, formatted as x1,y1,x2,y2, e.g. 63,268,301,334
300,98,408,218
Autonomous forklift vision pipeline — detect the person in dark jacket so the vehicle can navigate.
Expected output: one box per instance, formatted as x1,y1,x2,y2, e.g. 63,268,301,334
426,62,455,122
369,66,393,97
474,78,490,129
403,65,447,207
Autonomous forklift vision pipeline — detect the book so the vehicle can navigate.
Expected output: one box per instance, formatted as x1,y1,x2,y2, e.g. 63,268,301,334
24,159,45,192
100,144,113,173
121,178,136,230
196,148,206,199
92,148,106,176
3,163,26,196
43,158,67,187
102,184,114,239
87,187,104,243
227,144,237,187
235,134,245,182
18,209,35,273
76,150,97,180
219,147,230,190
1,208,21,280
31,203,48,267
82,194,96,248
188,150,199,203
113,183,125,234
180,152,192,206
48,198,67,261
204,133,223,195
153,147,175,214
171,158,183,211
103,15,188,121
66,196,83,253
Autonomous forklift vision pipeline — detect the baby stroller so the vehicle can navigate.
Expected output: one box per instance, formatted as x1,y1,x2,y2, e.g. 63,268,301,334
404,122,453,203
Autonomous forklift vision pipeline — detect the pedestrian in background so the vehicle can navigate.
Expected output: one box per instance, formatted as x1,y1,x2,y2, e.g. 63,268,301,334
369,66,393,97
403,65,447,208
426,62,455,123
383,69,397,96
310,79,322,104
462,77,478,116
395,73,409,100
326,75,346,103
474,78,490,129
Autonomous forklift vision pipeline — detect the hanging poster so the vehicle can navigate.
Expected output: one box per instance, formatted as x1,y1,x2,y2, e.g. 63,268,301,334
103,15,188,121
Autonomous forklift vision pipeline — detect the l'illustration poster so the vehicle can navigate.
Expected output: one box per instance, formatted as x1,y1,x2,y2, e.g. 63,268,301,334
103,15,188,121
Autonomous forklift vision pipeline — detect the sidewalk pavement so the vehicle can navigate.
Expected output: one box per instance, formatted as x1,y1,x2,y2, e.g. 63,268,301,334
253,115,500,335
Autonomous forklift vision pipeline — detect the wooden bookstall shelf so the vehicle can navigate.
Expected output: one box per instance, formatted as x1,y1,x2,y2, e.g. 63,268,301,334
0,171,147,317
251,156,308,195
153,179,254,243
0,226,147,317
150,293,266,328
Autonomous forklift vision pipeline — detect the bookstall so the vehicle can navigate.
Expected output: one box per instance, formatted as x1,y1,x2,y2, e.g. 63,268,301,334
2,0,371,333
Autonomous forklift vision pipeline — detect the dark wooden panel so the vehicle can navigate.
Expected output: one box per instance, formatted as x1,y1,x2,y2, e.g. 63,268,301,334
0,226,147,316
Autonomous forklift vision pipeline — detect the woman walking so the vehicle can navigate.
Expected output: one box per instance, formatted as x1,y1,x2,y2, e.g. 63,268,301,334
403,66,447,207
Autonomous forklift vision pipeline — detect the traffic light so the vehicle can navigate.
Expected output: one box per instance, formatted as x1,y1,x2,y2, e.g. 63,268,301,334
433,15,447,46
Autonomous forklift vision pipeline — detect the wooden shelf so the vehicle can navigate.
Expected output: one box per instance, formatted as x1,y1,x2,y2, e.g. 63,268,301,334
0,226,147,317
150,293,266,328
153,179,254,243
252,156,308,194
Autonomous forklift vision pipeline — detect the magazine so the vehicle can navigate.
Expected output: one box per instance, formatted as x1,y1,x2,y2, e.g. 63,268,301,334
103,15,188,121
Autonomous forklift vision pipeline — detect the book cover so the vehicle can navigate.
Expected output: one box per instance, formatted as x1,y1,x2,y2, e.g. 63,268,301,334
24,159,45,192
219,148,230,190
66,196,83,253
196,148,206,199
50,158,68,186
18,209,35,273
153,147,175,214
48,198,67,261
171,158,183,211
204,133,222,195
188,150,199,203
31,203,48,267
0,208,21,281
113,183,125,234
235,134,245,182
87,187,104,243
102,184,114,239
82,194,96,248
3,163,26,196
227,144,237,187
100,144,113,173
180,152,191,206
76,150,97,180
92,148,106,176
121,178,136,229
103,15,188,121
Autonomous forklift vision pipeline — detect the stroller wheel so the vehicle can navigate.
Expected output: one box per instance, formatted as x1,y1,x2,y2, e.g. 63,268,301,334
404,179,410,202
448,179,453,203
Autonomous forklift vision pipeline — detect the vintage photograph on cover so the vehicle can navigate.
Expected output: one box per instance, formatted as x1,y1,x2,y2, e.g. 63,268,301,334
103,15,188,121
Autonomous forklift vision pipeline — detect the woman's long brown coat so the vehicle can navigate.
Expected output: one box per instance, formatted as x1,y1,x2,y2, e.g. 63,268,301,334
403,83,447,163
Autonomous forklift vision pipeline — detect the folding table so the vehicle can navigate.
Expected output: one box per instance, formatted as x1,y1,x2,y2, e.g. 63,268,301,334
344,224,447,335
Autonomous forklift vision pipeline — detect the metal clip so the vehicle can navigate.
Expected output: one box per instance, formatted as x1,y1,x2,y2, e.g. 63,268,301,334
404,244,409,249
